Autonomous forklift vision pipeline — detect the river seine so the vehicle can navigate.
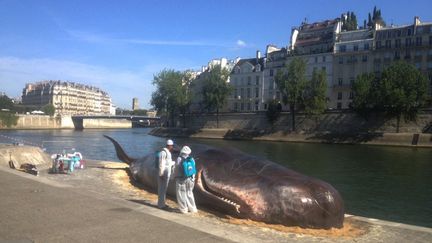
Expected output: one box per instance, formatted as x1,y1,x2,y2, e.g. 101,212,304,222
1,128,431,228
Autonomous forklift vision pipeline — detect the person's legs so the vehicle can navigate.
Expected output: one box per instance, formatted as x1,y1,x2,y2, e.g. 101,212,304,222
176,178,188,213
185,178,197,213
157,175,169,208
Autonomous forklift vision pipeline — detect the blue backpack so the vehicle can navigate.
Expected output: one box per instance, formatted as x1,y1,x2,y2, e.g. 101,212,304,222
182,157,196,178
154,151,160,169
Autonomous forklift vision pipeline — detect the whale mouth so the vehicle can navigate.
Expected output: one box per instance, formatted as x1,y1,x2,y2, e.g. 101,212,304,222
196,169,241,213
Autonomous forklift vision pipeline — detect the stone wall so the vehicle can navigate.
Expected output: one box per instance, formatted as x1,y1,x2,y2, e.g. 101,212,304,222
181,111,432,134
82,118,131,129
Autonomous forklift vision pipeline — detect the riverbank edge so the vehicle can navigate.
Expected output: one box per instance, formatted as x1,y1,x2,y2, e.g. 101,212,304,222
149,127,432,148
1,145,431,240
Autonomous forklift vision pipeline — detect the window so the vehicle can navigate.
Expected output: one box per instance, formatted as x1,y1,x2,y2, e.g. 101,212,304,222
350,78,355,86
234,88,238,98
247,76,251,85
247,103,251,111
337,92,342,100
340,45,346,52
405,50,411,59
416,37,423,46
394,51,400,60
234,102,238,111
408,28,412,36
247,88,251,98
255,87,259,98
255,101,259,111
269,69,274,76
395,39,401,48
385,40,391,48
314,56,318,63
338,57,343,64
362,55,368,62
353,45,358,51
338,78,343,86
349,92,353,99
240,103,244,111
364,43,370,50
321,66,326,71
429,36,432,45
376,41,382,49
337,102,342,109
323,56,326,62
255,76,259,85
240,88,244,98
405,38,412,47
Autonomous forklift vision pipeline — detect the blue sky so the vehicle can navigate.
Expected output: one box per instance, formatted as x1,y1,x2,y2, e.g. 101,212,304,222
1,0,431,109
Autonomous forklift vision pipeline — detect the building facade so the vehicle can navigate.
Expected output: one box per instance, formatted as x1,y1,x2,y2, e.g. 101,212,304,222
22,81,113,115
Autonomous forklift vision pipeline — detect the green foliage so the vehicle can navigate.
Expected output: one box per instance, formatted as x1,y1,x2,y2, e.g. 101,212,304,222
367,6,385,27
202,64,232,112
275,57,308,131
266,100,281,124
201,64,232,128
342,11,358,31
352,73,378,117
42,104,55,116
0,111,18,128
151,69,193,127
380,61,428,124
352,62,428,132
0,95,14,110
304,69,327,116
131,109,148,116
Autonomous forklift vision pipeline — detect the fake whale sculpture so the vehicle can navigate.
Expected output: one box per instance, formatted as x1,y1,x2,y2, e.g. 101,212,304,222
104,135,344,229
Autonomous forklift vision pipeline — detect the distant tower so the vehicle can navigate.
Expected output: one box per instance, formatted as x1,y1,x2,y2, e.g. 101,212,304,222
132,98,139,110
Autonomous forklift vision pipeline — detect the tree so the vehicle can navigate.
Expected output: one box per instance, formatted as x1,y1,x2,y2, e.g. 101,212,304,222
201,64,232,128
275,57,308,131
151,69,193,127
304,69,327,116
380,61,428,132
42,104,55,116
342,11,358,31
266,99,282,125
366,6,385,28
0,95,14,110
151,69,185,127
352,73,379,117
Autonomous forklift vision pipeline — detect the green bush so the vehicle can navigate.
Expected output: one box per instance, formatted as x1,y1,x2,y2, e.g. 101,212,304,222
0,112,18,128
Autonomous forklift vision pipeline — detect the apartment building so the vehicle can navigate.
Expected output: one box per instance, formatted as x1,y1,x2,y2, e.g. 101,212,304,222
373,17,432,94
228,51,265,112
189,58,238,112
22,81,113,115
332,28,374,109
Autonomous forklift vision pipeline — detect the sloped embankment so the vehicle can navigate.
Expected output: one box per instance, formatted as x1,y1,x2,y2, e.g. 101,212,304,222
0,144,52,169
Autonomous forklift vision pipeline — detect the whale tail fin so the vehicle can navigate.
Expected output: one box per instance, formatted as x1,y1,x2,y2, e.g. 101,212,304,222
103,135,135,165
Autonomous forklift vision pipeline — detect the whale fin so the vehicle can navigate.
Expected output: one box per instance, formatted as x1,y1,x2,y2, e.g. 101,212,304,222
104,135,136,165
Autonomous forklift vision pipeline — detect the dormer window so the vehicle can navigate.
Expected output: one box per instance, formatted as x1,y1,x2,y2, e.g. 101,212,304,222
255,64,261,72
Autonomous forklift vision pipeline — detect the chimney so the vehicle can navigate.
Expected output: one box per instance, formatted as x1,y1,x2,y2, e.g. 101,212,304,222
414,16,420,26
256,50,261,59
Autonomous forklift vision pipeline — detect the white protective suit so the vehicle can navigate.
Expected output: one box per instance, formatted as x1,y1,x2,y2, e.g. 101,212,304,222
175,149,197,213
157,148,174,208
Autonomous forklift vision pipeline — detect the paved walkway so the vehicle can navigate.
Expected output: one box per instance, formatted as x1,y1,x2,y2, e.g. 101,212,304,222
1,165,431,243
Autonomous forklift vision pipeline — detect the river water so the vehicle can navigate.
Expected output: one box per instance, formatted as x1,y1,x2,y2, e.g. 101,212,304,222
1,128,431,228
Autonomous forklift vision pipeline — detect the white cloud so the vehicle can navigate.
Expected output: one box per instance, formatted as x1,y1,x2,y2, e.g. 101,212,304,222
66,30,230,47
0,56,160,109
236,39,247,48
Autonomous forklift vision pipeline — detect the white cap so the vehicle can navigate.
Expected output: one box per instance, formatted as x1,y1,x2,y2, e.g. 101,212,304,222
180,146,191,155
166,139,174,146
